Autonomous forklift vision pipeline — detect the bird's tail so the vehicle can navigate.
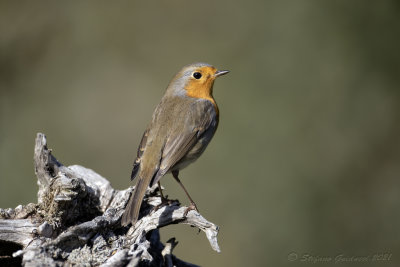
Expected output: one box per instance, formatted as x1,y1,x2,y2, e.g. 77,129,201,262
121,176,149,226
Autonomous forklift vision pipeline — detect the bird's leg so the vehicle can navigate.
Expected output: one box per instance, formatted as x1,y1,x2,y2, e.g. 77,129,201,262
172,170,199,216
158,181,168,202
153,182,178,212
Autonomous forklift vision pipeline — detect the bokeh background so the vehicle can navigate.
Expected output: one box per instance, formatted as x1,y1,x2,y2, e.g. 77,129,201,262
1,1,400,266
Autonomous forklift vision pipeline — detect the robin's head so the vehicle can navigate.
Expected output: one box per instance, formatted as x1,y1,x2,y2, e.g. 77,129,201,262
166,63,229,100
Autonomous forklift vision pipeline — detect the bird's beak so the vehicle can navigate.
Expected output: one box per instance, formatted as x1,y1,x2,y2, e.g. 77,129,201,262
214,70,229,77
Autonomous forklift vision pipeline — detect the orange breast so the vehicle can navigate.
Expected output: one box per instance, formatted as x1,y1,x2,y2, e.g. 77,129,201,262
185,79,219,115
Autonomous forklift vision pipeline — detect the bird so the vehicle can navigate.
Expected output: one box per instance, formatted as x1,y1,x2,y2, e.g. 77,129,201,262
121,62,229,226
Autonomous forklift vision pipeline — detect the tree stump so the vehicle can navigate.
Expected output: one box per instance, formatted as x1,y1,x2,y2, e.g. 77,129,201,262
0,133,220,266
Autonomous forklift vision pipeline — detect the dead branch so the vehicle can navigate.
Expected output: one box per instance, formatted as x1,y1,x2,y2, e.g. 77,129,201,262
0,133,220,266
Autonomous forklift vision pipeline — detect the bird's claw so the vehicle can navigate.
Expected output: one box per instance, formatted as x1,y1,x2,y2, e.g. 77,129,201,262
153,196,179,212
183,202,199,217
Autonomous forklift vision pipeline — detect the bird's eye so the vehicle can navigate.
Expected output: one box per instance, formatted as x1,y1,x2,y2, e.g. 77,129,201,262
193,72,202,79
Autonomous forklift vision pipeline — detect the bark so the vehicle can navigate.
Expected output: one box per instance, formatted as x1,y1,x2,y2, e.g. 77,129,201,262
0,133,220,266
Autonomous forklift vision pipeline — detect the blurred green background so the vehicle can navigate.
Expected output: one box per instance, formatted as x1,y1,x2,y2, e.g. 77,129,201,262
1,1,400,266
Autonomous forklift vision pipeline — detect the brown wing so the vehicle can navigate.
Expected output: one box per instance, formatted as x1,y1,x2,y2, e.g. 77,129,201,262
122,98,217,226
149,99,217,187
130,126,150,180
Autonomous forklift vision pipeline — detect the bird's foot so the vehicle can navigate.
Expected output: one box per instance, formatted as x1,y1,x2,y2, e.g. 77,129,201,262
183,202,199,217
153,195,179,212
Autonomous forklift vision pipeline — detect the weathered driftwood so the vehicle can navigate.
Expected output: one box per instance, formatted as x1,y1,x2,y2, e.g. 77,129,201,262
0,133,220,266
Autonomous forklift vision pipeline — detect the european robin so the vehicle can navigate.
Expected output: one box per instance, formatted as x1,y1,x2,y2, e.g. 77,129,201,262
121,62,229,226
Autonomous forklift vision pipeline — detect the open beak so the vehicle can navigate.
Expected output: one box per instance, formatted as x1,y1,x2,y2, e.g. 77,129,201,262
214,70,229,77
